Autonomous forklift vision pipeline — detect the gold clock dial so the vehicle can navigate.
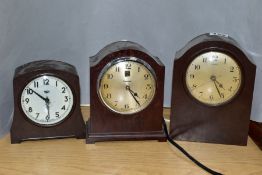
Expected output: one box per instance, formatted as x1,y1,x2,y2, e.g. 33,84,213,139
185,51,242,106
98,58,156,114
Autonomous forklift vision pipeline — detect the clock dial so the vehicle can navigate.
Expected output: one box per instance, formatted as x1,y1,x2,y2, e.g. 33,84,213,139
98,58,156,114
185,51,242,106
21,75,74,126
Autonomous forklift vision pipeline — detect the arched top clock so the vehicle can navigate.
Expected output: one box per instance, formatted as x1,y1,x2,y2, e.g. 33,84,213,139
11,60,85,143
87,41,166,143
169,33,256,145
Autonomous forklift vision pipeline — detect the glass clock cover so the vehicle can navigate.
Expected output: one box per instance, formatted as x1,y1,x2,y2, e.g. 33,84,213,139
98,57,156,114
21,75,73,126
185,51,242,106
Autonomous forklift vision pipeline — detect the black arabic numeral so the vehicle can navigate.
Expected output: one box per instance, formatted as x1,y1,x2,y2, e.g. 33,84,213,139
35,113,40,118
61,105,66,110
65,96,68,102
62,87,66,93
55,112,60,118
43,79,49,85
34,81,39,88
26,89,33,95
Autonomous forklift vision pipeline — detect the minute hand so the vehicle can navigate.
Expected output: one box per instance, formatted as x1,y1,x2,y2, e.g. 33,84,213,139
29,88,49,103
213,81,222,98
126,86,140,106
129,90,141,106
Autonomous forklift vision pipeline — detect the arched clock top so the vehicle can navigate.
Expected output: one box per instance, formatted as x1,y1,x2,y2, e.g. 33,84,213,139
90,41,163,67
15,60,77,78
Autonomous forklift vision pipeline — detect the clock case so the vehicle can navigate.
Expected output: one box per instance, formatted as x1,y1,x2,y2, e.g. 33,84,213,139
249,121,262,150
87,41,166,143
169,33,256,145
11,60,85,144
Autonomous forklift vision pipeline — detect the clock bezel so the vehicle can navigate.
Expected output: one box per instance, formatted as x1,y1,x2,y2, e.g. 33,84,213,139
18,73,76,127
96,56,157,115
182,47,244,107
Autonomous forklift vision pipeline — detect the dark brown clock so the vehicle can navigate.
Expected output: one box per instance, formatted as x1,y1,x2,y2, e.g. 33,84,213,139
169,33,256,145
249,121,262,150
11,60,85,143
86,41,166,143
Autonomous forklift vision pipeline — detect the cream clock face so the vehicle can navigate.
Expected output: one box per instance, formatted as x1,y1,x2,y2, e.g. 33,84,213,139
21,75,74,126
185,51,242,106
98,58,156,114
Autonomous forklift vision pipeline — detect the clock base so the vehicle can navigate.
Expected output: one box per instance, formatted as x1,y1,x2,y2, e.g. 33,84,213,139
86,121,166,144
11,113,86,144
249,120,262,150
11,134,85,144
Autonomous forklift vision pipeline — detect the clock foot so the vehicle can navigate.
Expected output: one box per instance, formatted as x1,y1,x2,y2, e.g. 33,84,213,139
157,137,167,142
10,138,22,144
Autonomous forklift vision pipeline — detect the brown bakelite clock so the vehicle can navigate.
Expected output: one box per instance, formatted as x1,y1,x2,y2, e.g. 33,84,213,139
249,121,262,150
11,60,85,143
87,41,166,143
169,33,256,145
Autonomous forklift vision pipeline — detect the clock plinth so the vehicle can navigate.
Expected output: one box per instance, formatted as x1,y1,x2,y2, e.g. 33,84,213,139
87,41,166,143
169,33,256,145
86,121,166,143
11,60,85,144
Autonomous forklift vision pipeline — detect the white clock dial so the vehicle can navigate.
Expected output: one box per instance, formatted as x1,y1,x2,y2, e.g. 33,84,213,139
21,75,74,126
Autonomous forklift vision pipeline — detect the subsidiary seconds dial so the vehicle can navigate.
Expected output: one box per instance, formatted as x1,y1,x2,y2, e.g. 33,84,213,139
185,51,242,106
98,58,156,114
21,75,74,126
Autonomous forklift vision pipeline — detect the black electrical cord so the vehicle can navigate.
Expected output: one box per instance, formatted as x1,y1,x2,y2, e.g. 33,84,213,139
162,118,223,175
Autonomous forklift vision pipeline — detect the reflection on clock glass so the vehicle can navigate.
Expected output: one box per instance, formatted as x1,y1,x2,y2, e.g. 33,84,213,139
185,51,242,106
98,58,156,114
21,75,73,126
